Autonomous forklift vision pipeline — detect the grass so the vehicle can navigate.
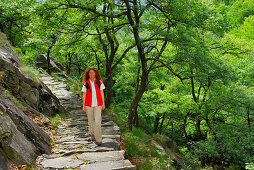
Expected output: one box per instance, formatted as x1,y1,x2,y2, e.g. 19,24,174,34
4,88,28,111
20,65,41,87
48,113,68,129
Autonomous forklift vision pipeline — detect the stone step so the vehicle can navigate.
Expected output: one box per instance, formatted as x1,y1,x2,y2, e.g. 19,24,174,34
80,160,136,170
40,155,83,169
77,150,125,162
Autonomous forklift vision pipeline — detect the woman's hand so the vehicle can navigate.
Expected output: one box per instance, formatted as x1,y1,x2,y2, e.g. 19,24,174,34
102,104,105,110
83,106,86,112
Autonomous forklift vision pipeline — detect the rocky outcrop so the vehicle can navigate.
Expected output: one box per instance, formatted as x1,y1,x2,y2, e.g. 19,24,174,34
35,54,69,78
0,91,51,166
0,39,65,168
0,50,65,116
0,46,23,67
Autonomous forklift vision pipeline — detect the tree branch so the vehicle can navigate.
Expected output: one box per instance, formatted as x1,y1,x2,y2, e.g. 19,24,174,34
147,57,184,83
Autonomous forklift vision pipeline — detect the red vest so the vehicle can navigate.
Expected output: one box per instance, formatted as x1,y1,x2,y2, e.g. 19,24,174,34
84,79,103,107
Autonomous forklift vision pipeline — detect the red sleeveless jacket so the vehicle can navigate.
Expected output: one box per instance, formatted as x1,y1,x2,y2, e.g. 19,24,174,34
84,79,103,107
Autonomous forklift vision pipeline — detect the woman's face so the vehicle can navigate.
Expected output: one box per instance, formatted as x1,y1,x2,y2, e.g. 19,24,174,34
89,70,96,79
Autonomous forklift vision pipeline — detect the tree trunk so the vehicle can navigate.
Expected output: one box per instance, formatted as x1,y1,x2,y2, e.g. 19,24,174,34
154,113,160,133
183,113,189,142
159,112,166,134
247,107,250,126
67,52,71,75
134,110,139,127
128,72,148,130
124,0,148,130
195,117,202,140
46,48,51,74
135,66,140,94
46,35,57,74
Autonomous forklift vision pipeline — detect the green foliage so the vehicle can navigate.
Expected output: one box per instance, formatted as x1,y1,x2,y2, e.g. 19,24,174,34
4,88,28,111
246,160,254,170
192,124,254,168
231,15,254,41
1,0,254,168
20,65,41,87
0,32,12,47
48,113,68,129
228,0,254,26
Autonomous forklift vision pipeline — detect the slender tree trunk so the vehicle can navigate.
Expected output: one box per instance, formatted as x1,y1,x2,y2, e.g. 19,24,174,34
67,52,71,75
247,107,250,127
134,110,139,126
159,112,166,134
195,117,202,139
46,35,57,74
124,0,149,130
128,72,148,130
46,48,51,74
154,113,160,133
183,113,189,142
135,66,140,94
94,50,100,70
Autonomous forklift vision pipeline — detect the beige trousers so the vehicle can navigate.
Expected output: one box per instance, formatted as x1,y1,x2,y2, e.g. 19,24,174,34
86,106,102,143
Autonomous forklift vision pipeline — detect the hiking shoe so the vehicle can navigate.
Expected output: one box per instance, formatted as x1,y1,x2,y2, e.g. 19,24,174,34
95,141,102,146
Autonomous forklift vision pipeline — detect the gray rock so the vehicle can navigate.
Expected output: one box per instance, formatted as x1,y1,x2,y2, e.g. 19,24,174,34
0,93,51,159
0,46,23,67
102,121,115,127
0,104,39,164
102,135,121,143
35,54,64,73
80,160,136,170
0,49,65,116
0,149,9,170
101,138,120,150
77,150,125,162
102,126,121,135
40,155,84,169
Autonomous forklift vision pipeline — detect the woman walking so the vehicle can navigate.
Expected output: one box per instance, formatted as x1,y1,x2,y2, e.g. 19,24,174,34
82,67,105,145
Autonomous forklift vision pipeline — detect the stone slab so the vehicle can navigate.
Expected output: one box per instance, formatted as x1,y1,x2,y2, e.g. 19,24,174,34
40,156,84,169
77,150,125,162
80,160,136,170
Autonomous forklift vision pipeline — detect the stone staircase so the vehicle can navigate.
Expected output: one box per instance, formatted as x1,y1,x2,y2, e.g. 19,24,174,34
36,73,136,170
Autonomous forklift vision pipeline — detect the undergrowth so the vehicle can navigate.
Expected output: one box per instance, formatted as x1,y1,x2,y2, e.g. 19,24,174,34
19,65,41,87
48,113,68,129
105,106,181,169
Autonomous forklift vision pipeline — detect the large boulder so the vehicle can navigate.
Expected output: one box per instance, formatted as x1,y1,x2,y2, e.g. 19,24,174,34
35,54,65,73
0,51,65,116
0,91,51,166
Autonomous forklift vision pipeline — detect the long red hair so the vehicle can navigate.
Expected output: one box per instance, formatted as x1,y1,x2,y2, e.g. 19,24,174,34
82,67,102,83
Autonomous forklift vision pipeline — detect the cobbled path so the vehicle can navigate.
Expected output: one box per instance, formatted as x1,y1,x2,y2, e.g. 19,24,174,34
36,73,136,170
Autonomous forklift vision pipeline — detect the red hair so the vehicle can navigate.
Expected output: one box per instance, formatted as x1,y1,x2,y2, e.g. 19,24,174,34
82,67,102,83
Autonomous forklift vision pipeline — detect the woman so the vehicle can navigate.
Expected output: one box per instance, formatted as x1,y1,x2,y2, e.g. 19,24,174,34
82,67,105,145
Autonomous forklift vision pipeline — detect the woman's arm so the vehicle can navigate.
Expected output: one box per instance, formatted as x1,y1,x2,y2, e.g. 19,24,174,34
83,92,86,112
101,90,105,110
